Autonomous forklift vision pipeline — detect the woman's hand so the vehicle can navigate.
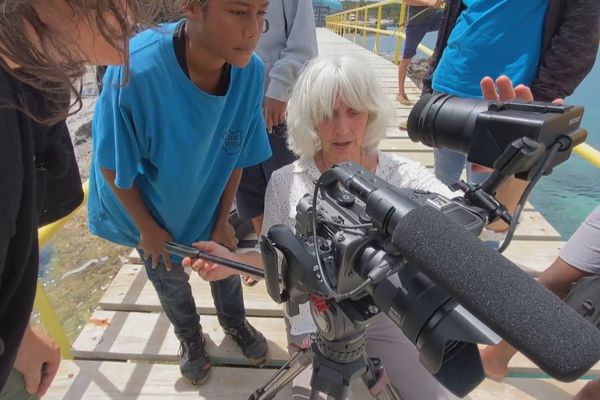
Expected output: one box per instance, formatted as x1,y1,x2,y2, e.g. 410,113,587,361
13,325,60,397
182,241,240,281
138,223,173,271
211,219,239,250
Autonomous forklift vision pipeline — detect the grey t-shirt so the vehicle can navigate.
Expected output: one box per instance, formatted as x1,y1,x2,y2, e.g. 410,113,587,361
560,205,600,274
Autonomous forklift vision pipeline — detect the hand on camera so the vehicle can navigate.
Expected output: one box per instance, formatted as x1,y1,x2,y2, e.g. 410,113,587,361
211,219,239,250
138,223,174,271
471,76,535,173
182,241,240,281
13,325,60,397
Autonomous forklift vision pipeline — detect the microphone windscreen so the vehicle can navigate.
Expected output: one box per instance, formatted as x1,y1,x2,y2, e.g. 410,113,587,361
391,206,600,381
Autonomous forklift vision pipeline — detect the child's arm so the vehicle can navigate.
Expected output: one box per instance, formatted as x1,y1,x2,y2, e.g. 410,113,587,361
101,167,174,271
211,168,243,250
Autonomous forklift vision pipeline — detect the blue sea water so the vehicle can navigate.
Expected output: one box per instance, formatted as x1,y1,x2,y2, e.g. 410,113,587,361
347,30,600,239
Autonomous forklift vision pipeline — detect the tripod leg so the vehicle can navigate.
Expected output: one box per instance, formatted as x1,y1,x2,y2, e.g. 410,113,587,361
360,357,404,400
249,348,314,400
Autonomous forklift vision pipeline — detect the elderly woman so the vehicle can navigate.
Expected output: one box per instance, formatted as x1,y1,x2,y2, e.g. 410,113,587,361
185,56,531,399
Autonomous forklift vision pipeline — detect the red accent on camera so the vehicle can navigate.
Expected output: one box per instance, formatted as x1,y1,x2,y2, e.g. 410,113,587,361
309,294,329,314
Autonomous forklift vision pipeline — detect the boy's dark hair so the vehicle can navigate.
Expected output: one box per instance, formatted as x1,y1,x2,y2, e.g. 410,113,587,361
0,0,186,124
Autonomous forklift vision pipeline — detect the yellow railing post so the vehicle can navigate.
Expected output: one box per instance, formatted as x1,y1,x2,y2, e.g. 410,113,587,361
354,10,359,43
374,6,383,54
34,283,73,360
33,181,89,360
394,2,408,64
574,143,600,170
362,9,368,47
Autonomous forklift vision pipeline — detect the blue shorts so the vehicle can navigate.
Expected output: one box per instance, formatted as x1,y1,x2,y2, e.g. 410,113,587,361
403,11,443,59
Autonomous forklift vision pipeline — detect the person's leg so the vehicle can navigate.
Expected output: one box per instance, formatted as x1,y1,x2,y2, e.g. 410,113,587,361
396,58,413,105
237,162,268,235
365,314,455,400
0,369,38,400
212,275,268,363
398,23,428,104
140,250,210,385
433,147,467,187
573,378,600,400
140,250,200,341
237,125,296,236
465,162,491,185
210,275,246,329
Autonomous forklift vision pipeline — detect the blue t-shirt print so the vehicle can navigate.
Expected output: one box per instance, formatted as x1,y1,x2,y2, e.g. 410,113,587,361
87,22,271,253
221,129,243,155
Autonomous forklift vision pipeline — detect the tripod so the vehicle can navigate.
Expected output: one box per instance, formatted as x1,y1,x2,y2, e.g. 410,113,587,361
248,305,402,400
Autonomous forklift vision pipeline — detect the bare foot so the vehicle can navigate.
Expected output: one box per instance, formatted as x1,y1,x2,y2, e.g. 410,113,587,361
241,275,258,287
396,93,412,106
480,345,510,381
573,379,600,400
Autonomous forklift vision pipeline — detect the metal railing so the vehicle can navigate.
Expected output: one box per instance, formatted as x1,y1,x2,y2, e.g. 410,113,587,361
326,0,600,170
326,0,433,64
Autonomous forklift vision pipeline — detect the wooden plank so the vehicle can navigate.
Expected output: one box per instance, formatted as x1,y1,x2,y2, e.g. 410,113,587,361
72,311,289,367
46,360,373,399
379,151,433,167
503,240,563,276
507,351,600,376
380,138,431,152
47,360,590,400
466,377,588,400
99,263,282,316
513,211,561,241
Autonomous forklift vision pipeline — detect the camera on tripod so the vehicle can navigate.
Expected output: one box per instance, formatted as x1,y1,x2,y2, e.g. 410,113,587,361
252,95,594,399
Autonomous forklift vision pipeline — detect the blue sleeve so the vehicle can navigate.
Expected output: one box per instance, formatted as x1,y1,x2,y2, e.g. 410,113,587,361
235,59,272,169
93,67,144,189
235,106,271,169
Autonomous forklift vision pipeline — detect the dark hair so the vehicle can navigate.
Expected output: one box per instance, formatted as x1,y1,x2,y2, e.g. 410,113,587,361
0,0,186,123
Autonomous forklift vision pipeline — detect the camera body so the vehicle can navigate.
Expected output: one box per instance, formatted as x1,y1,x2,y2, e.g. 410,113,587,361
408,94,587,180
260,163,496,396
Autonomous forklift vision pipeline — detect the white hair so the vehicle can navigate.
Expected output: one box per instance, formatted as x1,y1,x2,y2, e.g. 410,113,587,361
286,55,394,159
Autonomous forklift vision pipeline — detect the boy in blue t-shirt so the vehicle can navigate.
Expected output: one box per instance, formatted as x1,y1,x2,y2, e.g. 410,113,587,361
88,0,271,385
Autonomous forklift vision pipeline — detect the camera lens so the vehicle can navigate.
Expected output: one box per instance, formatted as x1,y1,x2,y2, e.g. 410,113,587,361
407,93,489,155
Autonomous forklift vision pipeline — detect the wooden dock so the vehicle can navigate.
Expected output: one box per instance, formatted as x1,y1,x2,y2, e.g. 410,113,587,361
45,29,592,399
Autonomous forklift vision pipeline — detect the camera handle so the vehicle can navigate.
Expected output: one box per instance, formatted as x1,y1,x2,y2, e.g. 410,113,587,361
248,333,402,400
458,137,547,226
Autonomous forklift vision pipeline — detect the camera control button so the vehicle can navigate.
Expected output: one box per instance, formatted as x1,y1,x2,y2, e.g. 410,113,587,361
336,193,355,207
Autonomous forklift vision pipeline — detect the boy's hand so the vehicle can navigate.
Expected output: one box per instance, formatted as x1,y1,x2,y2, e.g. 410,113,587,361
182,241,240,281
212,219,239,250
139,224,174,271
13,325,60,397
471,76,535,174
264,97,287,134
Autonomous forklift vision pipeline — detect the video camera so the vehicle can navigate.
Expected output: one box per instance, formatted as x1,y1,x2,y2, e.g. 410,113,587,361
255,96,599,398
